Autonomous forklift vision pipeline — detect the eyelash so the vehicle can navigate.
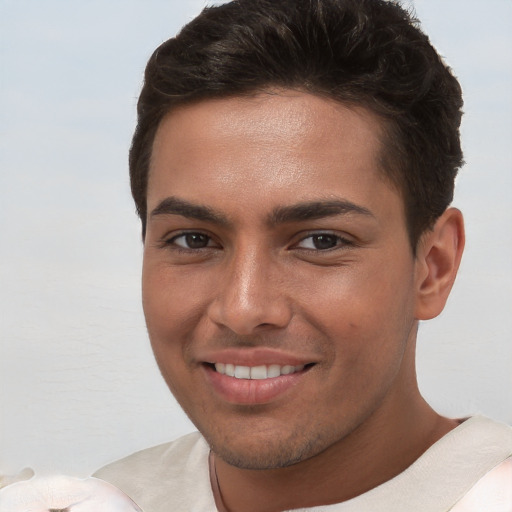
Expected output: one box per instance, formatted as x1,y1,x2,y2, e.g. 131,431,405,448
163,231,354,252
294,232,354,251
164,231,219,251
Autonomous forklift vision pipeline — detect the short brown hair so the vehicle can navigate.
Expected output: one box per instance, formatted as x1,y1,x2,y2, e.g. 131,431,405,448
130,0,464,248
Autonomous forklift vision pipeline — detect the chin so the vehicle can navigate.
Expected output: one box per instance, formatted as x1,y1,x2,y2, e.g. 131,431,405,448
216,446,306,470
208,427,328,470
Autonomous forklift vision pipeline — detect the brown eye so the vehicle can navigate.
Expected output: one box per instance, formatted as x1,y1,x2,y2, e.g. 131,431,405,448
171,233,213,249
311,234,339,250
297,233,344,250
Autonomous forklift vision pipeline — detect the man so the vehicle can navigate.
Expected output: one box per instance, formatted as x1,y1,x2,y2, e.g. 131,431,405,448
94,0,512,510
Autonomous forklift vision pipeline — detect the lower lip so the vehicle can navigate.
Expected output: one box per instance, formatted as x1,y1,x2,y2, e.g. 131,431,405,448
203,365,310,405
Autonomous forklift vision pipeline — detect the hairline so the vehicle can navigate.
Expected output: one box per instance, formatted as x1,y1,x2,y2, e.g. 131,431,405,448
140,87,417,250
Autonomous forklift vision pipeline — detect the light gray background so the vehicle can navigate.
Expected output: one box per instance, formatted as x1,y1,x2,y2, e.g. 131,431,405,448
1,0,511,477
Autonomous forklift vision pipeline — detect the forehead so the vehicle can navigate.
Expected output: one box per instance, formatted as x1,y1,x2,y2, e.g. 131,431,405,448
148,91,399,219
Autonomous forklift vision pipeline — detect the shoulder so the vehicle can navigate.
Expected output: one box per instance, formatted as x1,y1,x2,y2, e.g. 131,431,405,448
414,415,512,510
450,456,512,511
413,416,512,511
448,416,512,510
93,431,215,512
94,431,208,478
446,415,512,477
458,414,512,445
308,416,512,512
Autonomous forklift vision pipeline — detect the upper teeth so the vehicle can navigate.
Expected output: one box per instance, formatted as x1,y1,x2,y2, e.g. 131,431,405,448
214,363,305,380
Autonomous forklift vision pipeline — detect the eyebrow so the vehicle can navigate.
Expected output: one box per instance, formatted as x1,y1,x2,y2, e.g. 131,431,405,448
268,200,374,225
149,197,230,225
149,197,373,226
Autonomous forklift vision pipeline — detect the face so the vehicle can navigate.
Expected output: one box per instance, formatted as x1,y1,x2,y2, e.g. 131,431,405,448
142,91,421,470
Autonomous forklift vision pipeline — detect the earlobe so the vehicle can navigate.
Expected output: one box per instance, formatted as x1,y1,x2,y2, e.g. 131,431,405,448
414,207,465,320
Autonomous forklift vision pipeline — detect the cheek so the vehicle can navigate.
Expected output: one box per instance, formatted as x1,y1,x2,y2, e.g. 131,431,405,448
142,262,210,339
305,261,416,356
141,268,199,395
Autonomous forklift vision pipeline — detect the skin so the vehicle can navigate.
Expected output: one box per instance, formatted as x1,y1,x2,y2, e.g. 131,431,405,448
142,91,465,511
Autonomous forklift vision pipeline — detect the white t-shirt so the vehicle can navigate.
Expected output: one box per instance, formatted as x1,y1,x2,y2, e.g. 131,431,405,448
94,416,512,512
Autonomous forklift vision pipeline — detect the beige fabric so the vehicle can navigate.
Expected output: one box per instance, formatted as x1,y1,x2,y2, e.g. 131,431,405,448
94,416,512,512
449,457,512,512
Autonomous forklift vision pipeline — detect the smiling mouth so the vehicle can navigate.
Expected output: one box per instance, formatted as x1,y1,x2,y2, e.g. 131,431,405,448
203,361,316,404
208,362,314,380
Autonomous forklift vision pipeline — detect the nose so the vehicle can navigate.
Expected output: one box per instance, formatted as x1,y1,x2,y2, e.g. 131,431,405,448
207,245,293,335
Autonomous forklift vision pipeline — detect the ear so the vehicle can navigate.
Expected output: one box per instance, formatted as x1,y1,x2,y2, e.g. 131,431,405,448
414,207,465,320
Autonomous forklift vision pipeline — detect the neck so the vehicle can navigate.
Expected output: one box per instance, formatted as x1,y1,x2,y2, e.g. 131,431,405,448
213,381,458,512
